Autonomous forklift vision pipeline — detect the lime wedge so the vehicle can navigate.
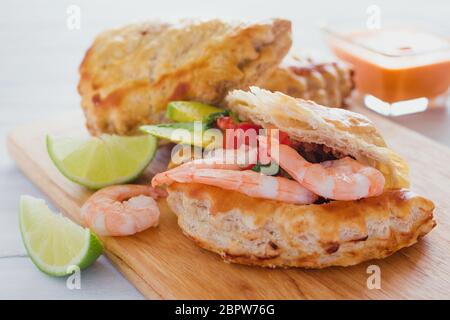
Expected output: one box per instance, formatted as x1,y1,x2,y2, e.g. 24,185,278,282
166,101,223,122
19,196,103,276
47,134,157,189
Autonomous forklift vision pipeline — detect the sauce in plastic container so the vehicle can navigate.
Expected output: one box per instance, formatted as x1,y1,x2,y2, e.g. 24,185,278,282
325,27,450,115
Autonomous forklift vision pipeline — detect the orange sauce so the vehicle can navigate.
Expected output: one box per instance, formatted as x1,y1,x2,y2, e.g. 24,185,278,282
330,30,450,102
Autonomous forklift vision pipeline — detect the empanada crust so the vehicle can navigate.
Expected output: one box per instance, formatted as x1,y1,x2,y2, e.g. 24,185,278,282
167,183,435,268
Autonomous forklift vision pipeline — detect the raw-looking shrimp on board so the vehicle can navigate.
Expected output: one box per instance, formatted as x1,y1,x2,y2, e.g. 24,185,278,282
81,185,167,236
258,137,385,201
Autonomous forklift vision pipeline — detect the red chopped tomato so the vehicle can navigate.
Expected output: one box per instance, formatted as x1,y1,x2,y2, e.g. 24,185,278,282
216,117,262,149
278,130,292,146
265,128,292,147
240,163,256,170
215,117,291,166
216,116,236,130
216,117,262,132
235,122,262,132
222,131,236,149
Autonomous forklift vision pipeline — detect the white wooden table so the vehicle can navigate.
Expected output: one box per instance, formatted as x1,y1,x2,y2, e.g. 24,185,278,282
1,0,449,299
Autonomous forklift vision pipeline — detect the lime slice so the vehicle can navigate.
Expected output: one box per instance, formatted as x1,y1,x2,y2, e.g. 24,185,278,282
19,196,103,277
47,134,157,189
166,101,223,122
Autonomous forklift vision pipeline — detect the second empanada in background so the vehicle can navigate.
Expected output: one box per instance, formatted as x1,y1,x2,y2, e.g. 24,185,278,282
79,19,292,135
259,55,354,108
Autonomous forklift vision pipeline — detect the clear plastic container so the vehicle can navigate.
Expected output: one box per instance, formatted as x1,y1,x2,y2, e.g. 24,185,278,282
322,22,450,116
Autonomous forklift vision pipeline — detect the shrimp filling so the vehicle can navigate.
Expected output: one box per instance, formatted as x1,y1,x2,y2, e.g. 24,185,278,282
155,115,385,203
210,116,385,201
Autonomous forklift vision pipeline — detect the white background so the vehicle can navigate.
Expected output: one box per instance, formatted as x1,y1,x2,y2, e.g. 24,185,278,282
1,0,449,299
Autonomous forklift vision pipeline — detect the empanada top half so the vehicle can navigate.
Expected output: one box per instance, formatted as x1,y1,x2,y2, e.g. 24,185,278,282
226,87,410,190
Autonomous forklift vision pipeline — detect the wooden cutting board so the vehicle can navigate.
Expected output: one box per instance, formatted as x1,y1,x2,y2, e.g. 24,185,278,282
7,109,450,299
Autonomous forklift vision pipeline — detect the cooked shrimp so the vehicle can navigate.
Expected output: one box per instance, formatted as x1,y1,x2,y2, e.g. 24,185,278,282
154,147,258,186
81,185,167,236
203,146,258,167
259,138,385,200
153,155,241,187
152,165,318,205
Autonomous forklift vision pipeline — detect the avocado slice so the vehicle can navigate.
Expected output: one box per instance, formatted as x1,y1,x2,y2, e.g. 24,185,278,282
166,101,224,122
140,122,222,148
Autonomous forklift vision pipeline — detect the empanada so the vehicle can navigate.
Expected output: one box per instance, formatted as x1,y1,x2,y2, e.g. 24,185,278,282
159,87,435,268
78,19,291,135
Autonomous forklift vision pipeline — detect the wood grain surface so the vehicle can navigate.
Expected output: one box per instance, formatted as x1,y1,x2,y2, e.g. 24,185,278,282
6,111,450,299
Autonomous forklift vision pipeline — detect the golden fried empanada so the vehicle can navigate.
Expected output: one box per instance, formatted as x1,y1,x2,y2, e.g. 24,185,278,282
163,87,435,268
78,19,291,135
